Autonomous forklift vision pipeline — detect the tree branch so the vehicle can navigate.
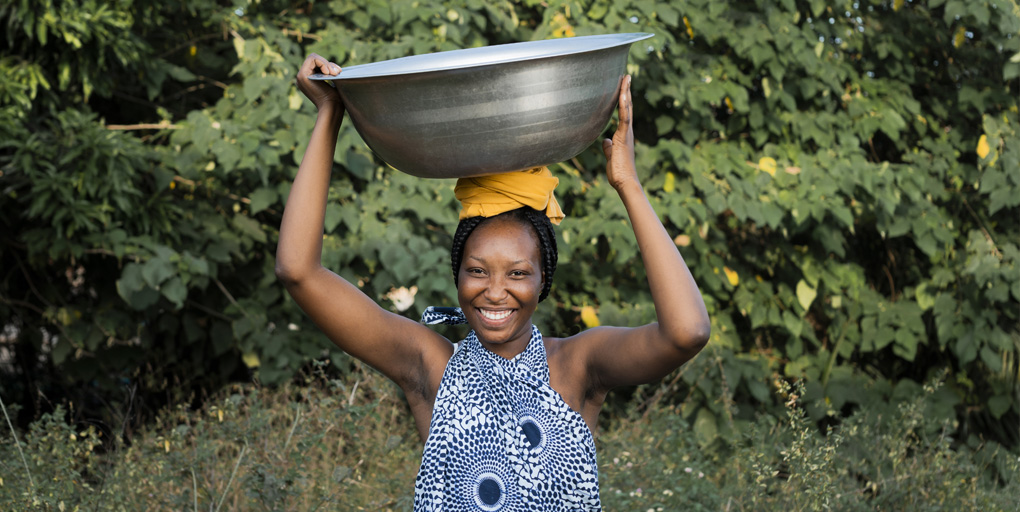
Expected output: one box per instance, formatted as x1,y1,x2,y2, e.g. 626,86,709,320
214,278,250,319
962,198,1001,258
106,122,180,131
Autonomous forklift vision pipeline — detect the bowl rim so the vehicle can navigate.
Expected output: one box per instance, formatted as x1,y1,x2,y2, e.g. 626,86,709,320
309,32,654,81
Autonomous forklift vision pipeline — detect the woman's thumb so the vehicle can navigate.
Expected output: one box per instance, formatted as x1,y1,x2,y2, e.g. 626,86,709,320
602,138,613,159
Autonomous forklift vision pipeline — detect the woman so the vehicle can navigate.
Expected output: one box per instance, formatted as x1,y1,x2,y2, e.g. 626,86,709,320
277,53,710,510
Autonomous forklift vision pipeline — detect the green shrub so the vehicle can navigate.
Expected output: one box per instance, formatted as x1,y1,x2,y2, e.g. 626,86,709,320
2,0,1017,453
600,375,1020,511
3,367,1017,511
1,363,421,510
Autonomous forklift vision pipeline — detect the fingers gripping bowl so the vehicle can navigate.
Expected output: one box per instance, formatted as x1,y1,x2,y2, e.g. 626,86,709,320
310,33,653,179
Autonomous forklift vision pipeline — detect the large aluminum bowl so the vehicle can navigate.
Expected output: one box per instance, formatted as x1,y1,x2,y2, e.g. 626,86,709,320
310,33,653,179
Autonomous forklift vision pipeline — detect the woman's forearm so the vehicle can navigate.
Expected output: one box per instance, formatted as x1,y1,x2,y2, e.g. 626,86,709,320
275,106,343,283
616,180,711,350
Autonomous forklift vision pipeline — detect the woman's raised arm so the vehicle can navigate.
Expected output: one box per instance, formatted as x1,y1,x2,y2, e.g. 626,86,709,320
276,54,344,282
576,76,711,391
275,54,452,394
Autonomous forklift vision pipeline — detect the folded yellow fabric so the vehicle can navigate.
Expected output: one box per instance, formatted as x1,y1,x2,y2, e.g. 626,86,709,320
454,167,564,225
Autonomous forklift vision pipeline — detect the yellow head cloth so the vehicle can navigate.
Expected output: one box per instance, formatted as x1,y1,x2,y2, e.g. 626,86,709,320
454,167,564,225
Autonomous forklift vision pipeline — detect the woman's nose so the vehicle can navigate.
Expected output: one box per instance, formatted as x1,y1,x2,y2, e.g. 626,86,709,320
483,276,509,302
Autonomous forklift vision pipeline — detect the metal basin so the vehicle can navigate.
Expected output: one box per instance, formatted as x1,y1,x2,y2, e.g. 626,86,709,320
311,33,653,179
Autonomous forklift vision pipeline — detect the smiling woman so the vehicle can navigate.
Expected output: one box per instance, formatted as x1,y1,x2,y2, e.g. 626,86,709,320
456,216,544,356
275,52,711,511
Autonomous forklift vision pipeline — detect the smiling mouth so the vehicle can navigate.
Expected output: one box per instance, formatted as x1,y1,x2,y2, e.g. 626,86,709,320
478,309,513,321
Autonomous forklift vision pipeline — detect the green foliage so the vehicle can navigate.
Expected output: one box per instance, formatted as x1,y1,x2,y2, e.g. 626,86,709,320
600,375,1020,511
0,364,423,510
1,0,1018,461
1,368,1017,510
0,404,104,509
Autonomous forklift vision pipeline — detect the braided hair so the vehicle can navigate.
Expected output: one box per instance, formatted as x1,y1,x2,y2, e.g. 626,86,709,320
450,207,558,302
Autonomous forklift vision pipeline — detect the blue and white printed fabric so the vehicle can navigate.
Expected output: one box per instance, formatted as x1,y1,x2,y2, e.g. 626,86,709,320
413,320,601,511
420,306,468,326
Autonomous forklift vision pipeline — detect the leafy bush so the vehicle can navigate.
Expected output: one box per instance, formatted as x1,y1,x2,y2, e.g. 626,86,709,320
0,362,423,510
601,375,1020,511
1,0,1017,458
2,367,1017,510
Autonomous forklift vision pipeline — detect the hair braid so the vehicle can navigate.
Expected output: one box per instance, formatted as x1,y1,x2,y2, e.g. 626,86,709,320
450,207,559,303
521,208,557,302
450,215,486,291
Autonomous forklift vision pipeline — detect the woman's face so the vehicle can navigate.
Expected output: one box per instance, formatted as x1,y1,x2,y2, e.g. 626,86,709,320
457,217,543,357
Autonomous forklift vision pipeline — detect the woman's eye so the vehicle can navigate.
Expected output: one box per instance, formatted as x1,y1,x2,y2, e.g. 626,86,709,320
510,270,527,277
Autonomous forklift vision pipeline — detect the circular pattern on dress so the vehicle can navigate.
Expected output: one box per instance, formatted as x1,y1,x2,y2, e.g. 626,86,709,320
413,326,601,511
474,471,506,511
519,415,546,454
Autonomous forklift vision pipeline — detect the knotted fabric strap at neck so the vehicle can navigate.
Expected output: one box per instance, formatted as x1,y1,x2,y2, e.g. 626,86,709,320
420,306,467,325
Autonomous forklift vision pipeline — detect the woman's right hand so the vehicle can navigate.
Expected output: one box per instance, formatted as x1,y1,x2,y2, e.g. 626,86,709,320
296,53,343,113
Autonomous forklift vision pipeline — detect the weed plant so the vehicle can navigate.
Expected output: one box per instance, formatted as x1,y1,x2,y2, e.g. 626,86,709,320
1,361,422,511
1,364,1017,511
600,377,1020,511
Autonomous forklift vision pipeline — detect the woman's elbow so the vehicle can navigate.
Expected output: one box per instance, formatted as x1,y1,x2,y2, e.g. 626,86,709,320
691,322,712,351
668,321,711,354
275,259,305,289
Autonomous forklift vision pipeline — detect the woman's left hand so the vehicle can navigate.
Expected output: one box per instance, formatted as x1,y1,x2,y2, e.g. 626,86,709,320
577,76,711,395
602,75,639,191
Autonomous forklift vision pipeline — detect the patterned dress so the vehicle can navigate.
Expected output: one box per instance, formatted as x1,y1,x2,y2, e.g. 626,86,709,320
414,308,601,511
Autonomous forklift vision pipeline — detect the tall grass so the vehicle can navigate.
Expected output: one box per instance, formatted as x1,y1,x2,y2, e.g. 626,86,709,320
599,378,1019,511
2,362,1017,511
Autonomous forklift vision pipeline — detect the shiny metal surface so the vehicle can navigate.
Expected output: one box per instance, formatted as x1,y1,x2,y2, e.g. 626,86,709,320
310,33,653,179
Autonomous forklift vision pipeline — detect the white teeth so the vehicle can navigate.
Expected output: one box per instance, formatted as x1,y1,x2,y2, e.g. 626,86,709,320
480,309,511,321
